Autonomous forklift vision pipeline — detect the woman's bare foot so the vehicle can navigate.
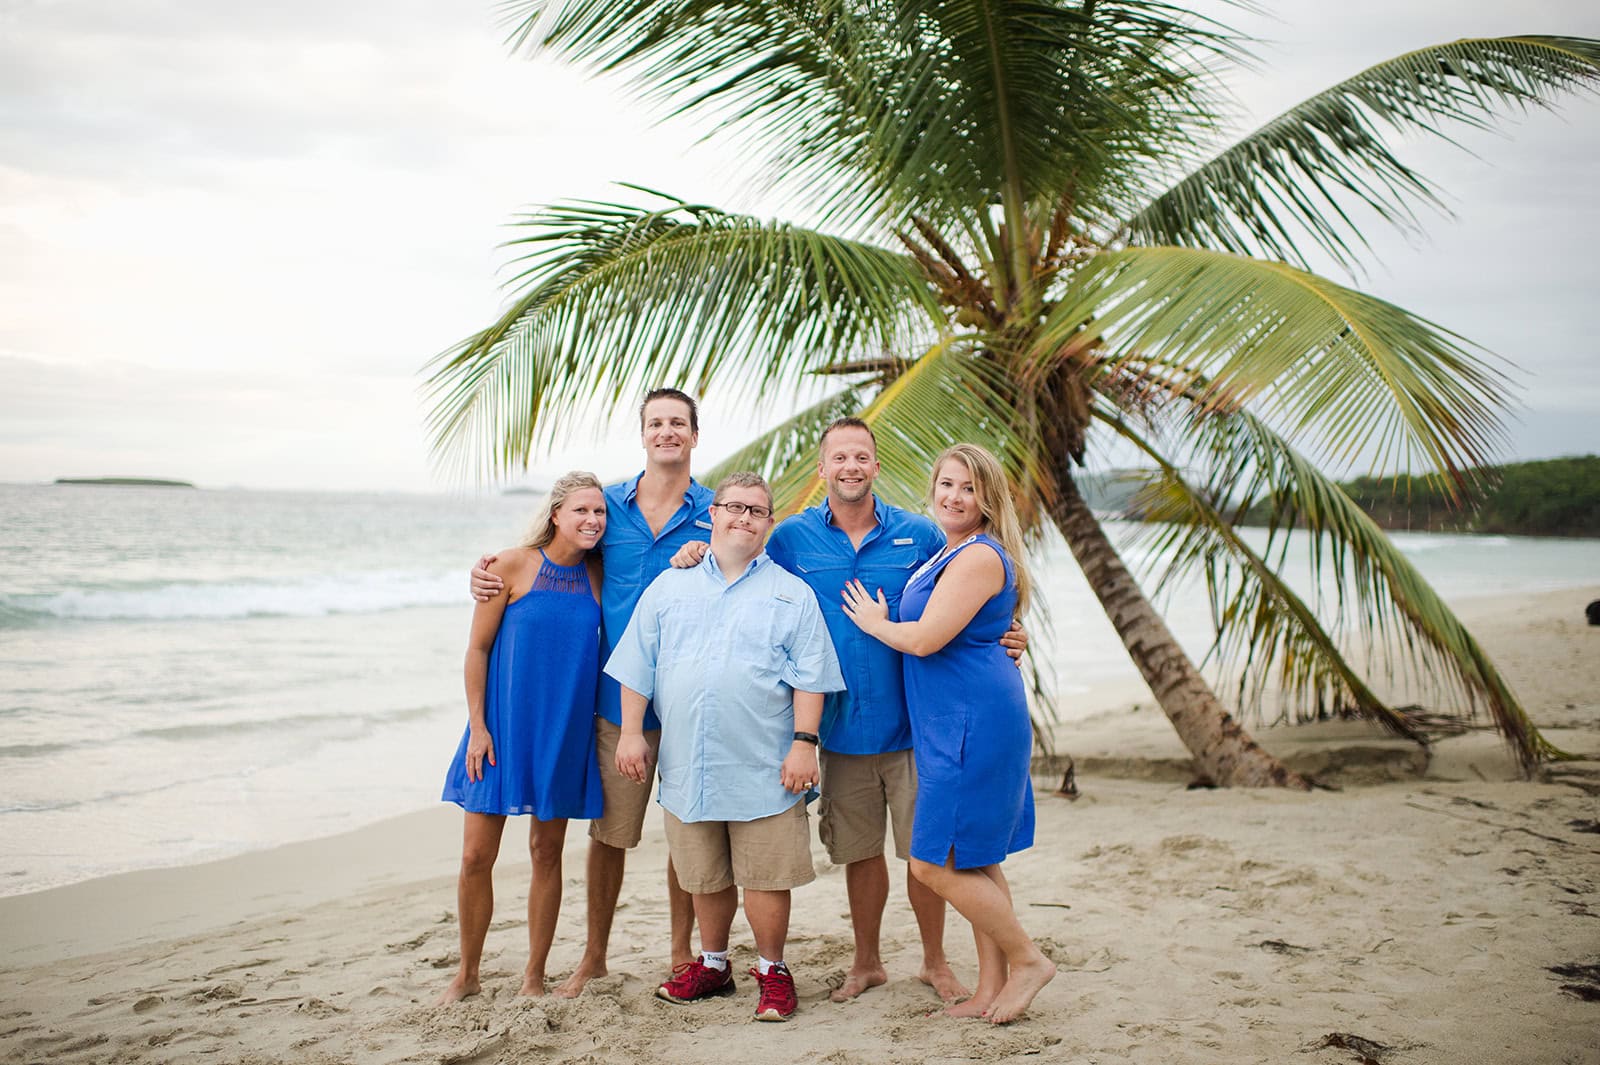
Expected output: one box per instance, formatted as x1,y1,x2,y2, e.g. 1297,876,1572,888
918,961,970,1002
435,974,481,1004
984,956,1056,1024
941,993,995,1019
553,958,607,999
830,965,888,1002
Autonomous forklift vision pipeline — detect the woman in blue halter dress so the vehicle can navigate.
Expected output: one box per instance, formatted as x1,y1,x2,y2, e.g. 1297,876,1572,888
897,533,1034,868
842,443,1056,1024
437,472,606,1003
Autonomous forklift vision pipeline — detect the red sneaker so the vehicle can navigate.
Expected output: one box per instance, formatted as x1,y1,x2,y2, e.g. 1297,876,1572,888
656,957,736,1004
751,962,797,1021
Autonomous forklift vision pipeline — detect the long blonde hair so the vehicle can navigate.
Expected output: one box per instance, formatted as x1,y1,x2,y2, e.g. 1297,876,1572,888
929,444,1032,616
521,471,604,552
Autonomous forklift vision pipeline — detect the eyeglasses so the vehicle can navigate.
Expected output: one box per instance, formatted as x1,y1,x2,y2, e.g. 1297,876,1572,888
712,501,774,520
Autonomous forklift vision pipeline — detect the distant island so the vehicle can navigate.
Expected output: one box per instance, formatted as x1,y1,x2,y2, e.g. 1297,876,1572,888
1091,456,1600,539
55,477,196,488
1315,455,1600,538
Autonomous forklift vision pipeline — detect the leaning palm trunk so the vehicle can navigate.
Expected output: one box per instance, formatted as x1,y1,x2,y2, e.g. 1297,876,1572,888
1049,472,1309,788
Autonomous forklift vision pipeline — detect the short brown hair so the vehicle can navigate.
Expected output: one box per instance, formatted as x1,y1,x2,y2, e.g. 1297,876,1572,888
713,471,773,511
639,387,699,433
818,416,876,455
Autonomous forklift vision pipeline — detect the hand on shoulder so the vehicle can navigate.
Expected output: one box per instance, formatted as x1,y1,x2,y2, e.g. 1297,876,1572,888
478,547,535,600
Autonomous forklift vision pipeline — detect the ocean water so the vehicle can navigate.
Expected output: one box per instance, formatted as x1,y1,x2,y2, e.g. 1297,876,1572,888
2,481,1597,898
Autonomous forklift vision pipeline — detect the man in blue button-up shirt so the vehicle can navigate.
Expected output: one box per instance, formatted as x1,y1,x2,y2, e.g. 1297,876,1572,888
471,388,713,997
608,472,844,1021
777,419,1032,1005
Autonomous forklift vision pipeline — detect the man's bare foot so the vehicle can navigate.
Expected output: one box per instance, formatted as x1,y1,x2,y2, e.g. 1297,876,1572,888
984,956,1056,1024
517,972,547,997
918,961,970,1002
941,994,994,1019
553,958,608,999
435,975,481,1004
829,965,887,1002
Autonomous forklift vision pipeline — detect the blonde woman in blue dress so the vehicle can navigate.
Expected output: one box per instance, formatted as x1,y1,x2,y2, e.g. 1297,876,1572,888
438,472,607,1002
841,443,1055,1023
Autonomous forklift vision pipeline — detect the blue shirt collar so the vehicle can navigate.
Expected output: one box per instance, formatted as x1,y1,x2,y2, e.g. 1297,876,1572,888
622,470,703,506
819,493,888,530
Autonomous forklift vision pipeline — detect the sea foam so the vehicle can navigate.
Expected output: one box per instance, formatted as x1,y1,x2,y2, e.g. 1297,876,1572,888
1,569,463,623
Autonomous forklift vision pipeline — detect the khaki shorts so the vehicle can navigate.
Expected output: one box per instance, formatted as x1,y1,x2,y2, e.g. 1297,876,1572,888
817,748,917,865
589,717,662,849
663,800,816,894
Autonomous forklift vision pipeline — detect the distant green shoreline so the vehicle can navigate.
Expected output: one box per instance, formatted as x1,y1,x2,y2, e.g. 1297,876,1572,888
54,477,196,488
1085,456,1600,539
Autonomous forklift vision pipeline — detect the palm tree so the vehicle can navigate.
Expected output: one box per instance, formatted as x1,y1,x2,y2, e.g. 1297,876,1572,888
426,1,1600,786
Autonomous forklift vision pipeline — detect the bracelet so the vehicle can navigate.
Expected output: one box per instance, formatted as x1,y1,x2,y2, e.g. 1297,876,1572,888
792,731,820,746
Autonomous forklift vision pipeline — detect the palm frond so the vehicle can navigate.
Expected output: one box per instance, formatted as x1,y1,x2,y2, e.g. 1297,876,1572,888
908,0,1237,203
1094,410,1426,742
500,1,1237,236
423,190,936,479
1117,404,1561,772
1126,36,1600,271
1036,246,1513,483
501,0,915,230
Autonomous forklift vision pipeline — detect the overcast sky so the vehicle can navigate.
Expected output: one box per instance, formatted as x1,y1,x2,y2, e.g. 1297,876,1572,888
3,1,1596,493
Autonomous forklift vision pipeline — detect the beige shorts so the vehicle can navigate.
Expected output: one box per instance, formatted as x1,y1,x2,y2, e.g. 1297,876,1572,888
589,717,662,849
663,800,816,894
817,747,917,865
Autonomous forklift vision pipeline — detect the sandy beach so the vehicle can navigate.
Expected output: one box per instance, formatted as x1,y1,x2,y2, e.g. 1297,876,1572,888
2,585,1597,1065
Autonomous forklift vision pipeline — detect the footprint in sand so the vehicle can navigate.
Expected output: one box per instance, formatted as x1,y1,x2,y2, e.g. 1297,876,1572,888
190,981,244,1003
295,997,345,1017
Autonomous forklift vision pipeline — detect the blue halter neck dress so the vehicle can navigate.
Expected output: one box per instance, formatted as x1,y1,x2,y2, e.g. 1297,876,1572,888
898,533,1034,868
442,551,604,820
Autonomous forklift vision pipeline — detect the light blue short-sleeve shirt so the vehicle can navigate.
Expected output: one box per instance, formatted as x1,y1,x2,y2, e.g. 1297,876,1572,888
604,551,846,823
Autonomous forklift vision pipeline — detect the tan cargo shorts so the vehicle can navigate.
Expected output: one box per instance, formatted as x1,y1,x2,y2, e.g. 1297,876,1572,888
663,799,816,893
588,716,663,849
816,747,917,865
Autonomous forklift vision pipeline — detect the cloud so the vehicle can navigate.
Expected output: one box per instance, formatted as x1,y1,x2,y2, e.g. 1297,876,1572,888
1,0,1596,491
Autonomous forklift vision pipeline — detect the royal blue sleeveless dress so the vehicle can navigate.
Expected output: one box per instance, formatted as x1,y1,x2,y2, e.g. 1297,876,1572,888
441,552,604,820
900,533,1034,868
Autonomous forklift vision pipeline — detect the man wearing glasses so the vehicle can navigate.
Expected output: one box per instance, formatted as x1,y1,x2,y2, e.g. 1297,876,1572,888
606,472,844,1022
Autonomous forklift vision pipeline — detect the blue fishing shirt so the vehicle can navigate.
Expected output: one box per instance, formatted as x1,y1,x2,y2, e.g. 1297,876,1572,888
765,497,944,755
597,472,715,730
604,551,845,823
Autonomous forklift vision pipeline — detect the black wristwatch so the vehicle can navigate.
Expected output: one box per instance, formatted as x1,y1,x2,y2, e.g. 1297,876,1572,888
792,731,820,746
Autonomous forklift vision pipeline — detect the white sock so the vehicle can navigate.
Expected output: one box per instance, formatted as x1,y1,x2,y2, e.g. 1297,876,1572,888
757,955,781,975
700,950,729,971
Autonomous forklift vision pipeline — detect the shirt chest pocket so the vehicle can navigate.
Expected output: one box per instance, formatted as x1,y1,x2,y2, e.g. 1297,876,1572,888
794,554,851,604
656,600,707,664
858,548,922,608
730,596,803,656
